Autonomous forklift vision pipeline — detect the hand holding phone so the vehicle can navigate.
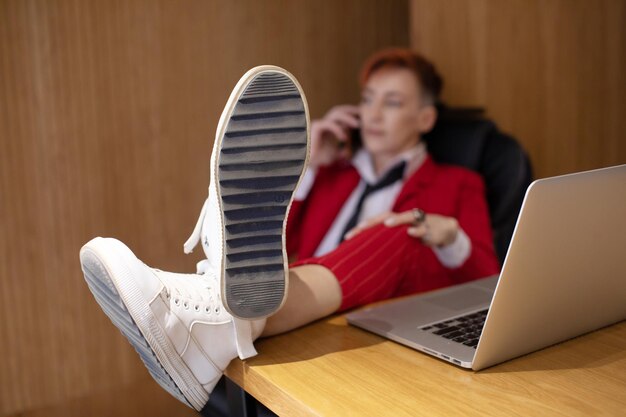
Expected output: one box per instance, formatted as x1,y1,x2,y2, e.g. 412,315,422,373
309,105,360,168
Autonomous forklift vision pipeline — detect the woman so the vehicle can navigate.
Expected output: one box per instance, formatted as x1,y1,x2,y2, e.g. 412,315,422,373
270,48,500,334
80,49,499,411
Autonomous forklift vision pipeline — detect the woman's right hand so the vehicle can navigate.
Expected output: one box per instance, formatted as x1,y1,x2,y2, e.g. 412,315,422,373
309,105,360,168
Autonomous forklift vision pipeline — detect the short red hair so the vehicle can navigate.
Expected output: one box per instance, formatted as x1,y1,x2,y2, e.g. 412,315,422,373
359,48,443,103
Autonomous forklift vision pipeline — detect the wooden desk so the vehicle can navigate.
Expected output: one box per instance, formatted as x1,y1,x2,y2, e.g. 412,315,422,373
226,316,626,416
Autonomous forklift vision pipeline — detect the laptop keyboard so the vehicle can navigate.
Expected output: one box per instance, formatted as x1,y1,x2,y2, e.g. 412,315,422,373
419,309,488,349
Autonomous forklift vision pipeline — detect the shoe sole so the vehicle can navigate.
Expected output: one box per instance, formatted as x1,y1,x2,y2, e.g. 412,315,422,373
80,238,208,410
212,66,309,319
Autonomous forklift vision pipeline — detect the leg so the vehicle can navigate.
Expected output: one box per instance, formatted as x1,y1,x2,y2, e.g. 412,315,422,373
264,223,420,336
79,222,420,410
262,265,342,336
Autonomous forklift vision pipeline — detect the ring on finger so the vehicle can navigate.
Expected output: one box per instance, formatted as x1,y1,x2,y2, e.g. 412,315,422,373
411,208,426,226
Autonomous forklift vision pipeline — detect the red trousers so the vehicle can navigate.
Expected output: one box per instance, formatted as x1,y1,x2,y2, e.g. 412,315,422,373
291,224,440,311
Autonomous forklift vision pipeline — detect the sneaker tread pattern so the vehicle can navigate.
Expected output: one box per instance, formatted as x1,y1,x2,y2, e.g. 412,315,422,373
218,71,307,318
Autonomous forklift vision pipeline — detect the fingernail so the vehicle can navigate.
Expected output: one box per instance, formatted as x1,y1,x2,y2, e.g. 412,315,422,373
384,218,395,226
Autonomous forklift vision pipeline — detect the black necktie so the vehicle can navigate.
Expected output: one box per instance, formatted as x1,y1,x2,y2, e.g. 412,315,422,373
340,161,406,242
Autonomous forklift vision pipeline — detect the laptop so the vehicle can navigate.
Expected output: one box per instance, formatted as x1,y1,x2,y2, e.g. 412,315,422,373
346,164,626,370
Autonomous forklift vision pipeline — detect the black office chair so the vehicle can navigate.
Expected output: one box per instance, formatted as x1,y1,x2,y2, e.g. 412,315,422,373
422,106,533,264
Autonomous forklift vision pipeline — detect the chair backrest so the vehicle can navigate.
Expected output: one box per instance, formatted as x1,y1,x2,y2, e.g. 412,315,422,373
422,107,533,264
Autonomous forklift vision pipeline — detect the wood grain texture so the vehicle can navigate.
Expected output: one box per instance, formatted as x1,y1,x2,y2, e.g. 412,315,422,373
0,0,409,414
4,376,199,417
410,0,626,178
226,316,626,417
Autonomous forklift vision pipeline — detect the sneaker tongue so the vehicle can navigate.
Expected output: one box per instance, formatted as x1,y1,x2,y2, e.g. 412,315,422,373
157,270,205,302
196,259,219,278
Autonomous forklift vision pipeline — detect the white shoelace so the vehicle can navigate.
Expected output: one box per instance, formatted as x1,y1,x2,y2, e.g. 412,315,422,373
183,197,208,254
159,271,221,315
181,199,259,359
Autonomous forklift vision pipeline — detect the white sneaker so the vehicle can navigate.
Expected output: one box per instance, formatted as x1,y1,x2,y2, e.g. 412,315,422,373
184,65,310,319
79,237,264,411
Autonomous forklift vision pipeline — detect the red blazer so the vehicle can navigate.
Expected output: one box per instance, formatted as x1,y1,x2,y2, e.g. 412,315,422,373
286,156,500,294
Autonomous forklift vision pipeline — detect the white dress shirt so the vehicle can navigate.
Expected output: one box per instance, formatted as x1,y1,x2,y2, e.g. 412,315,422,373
294,143,471,268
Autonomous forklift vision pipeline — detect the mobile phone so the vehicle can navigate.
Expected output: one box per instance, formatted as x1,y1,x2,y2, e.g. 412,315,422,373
348,127,363,151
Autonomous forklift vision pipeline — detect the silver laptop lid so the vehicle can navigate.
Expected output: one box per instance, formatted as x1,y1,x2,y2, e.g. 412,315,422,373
473,164,626,369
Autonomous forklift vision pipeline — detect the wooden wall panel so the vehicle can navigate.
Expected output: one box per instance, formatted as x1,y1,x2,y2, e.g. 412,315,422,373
410,0,626,178
0,0,409,414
